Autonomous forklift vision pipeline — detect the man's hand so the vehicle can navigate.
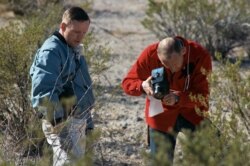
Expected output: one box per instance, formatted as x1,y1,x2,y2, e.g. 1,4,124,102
142,76,153,96
162,92,179,106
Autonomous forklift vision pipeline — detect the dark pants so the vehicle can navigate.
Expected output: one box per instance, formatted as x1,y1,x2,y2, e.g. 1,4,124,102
149,115,196,164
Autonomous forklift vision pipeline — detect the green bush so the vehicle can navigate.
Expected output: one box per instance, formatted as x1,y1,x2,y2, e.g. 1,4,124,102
0,2,110,165
4,0,93,17
142,0,250,58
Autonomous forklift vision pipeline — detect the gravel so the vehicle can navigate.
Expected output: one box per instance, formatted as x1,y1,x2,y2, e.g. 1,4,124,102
89,0,157,165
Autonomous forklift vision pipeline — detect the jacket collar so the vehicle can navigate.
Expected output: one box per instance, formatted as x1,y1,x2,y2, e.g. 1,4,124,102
53,31,67,45
174,36,189,69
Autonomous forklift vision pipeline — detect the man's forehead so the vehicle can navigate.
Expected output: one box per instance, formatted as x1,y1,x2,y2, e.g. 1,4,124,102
159,51,179,60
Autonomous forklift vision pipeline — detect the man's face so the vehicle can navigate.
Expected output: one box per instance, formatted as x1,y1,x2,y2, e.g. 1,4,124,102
158,52,184,73
61,20,90,48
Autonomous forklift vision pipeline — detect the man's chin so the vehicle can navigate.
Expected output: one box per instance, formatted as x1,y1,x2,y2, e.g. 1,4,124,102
74,42,81,47
70,43,79,48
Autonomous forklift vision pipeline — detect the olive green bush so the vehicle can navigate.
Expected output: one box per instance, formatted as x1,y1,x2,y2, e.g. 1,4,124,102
2,0,93,16
0,2,110,165
177,64,250,165
142,0,250,58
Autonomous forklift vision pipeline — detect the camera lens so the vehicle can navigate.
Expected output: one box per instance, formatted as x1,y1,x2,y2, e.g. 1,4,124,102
153,84,164,100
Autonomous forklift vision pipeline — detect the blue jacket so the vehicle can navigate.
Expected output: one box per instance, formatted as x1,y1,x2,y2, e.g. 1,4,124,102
30,31,95,128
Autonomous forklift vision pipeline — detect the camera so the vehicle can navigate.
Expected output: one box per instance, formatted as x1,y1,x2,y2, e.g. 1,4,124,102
151,67,169,100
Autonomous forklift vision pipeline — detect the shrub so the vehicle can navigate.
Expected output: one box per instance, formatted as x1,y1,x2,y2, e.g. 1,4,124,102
142,0,250,58
0,2,110,165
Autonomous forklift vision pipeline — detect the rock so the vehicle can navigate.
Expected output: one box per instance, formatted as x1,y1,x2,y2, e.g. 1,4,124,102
136,117,143,122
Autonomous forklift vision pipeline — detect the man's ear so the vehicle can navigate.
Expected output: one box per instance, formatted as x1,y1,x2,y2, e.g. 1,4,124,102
181,47,186,56
60,22,67,32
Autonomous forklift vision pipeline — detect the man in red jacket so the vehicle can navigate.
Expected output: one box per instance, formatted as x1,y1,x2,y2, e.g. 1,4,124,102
122,36,212,163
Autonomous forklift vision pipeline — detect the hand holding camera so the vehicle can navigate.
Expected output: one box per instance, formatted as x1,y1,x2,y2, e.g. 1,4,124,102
151,67,169,100
142,76,154,96
142,67,179,105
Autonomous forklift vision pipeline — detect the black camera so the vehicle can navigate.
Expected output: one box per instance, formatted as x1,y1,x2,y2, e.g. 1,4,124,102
151,67,169,100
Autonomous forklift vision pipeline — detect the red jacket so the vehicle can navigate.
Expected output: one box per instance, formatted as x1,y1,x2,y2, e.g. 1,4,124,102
122,37,212,132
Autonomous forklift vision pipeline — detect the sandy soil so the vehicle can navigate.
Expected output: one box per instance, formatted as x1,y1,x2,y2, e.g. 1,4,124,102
89,0,158,165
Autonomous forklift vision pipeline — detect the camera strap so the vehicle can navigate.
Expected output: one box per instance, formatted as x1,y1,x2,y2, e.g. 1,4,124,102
183,45,190,92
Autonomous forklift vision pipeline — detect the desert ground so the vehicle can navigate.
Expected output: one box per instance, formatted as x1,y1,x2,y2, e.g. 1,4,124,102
90,0,158,165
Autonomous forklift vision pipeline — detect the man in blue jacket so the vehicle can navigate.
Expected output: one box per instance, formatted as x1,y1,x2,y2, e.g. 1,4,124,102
30,6,95,166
